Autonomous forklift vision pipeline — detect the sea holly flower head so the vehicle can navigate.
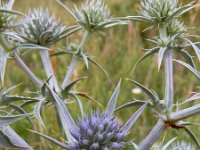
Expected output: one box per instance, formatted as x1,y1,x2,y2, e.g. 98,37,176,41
69,112,126,150
167,19,187,37
31,80,147,149
139,0,195,24
0,0,17,32
57,0,127,33
10,8,80,46
75,0,110,31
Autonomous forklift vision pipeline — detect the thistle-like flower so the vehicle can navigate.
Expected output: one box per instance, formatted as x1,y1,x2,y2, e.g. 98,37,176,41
0,0,17,31
57,0,126,32
31,80,147,149
69,112,126,149
10,8,80,46
168,141,196,150
138,0,195,24
74,0,110,31
167,19,187,37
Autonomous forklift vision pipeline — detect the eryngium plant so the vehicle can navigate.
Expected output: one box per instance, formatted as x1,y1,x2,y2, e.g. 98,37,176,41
0,0,18,31
69,112,126,149
125,0,196,25
118,0,200,150
0,86,36,149
168,141,196,150
31,81,147,149
11,8,80,46
57,0,126,32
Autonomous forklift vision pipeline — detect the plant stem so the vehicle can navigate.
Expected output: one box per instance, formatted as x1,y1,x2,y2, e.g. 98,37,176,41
62,31,90,89
13,53,43,88
39,49,59,91
164,50,174,113
159,24,174,114
138,119,166,150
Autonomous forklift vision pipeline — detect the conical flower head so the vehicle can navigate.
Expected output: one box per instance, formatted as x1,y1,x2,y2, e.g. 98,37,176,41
69,112,126,150
0,0,16,31
167,19,187,37
168,141,196,150
139,0,177,23
14,8,68,46
74,0,110,31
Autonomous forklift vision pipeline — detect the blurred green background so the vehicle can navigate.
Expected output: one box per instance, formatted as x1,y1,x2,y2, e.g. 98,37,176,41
4,0,200,149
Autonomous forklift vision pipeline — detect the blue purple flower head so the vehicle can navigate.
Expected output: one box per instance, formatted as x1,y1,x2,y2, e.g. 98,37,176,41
32,80,147,149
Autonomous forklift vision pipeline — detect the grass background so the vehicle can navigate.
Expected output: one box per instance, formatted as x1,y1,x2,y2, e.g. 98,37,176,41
3,0,200,149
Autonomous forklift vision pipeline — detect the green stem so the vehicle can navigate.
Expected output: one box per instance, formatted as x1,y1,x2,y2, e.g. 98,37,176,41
62,31,90,89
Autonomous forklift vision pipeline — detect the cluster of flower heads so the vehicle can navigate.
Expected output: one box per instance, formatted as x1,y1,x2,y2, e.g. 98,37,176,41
74,0,110,31
0,0,16,31
167,19,187,37
69,112,126,150
13,8,68,46
139,0,178,23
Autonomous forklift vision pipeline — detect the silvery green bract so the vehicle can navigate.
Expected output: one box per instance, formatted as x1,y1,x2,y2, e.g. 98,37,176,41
9,8,80,46
118,0,200,150
0,0,16,31
57,0,127,32
168,141,196,150
125,0,196,25
31,81,147,149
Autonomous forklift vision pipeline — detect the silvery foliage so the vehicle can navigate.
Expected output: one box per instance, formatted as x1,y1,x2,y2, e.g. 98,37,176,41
0,85,37,149
31,81,147,149
56,0,127,32
118,0,200,149
0,0,33,149
8,8,81,46
168,141,196,150
0,0,144,149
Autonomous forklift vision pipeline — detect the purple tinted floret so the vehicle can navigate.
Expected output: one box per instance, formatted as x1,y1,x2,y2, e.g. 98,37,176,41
68,112,127,150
